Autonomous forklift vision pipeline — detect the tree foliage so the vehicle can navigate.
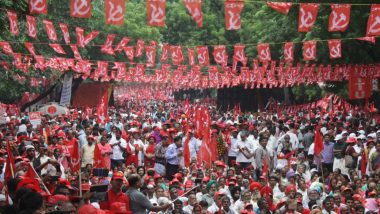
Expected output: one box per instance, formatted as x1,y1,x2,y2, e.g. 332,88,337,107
0,0,379,104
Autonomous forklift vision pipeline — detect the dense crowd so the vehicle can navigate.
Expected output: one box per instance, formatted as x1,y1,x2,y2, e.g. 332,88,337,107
0,101,379,214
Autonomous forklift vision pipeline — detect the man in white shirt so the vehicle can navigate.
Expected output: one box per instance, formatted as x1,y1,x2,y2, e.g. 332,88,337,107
109,128,127,170
232,131,254,169
228,129,239,166
183,193,197,214
188,131,201,159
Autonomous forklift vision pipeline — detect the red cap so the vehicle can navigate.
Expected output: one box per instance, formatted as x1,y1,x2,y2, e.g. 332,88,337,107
78,204,102,214
285,185,297,195
154,174,163,180
58,178,75,190
185,180,193,188
249,182,262,192
202,176,210,183
174,173,183,180
215,160,226,168
47,194,69,204
346,137,357,143
112,171,125,180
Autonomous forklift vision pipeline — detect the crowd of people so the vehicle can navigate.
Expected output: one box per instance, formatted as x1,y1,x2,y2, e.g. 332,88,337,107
0,100,379,214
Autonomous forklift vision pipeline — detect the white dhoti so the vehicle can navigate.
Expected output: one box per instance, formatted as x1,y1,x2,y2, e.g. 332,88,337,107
333,158,348,175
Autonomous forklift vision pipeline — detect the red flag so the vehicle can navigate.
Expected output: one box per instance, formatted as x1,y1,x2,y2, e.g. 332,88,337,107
28,0,48,14
95,61,109,80
196,46,210,66
328,4,351,32
59,23,71,44
298,3,319,32
7,11,19,36
76,27,99,48
25,42,37,56
366,4,380,36
135,39,144,57
284,42,294,62
4,140,16,183
70,140,81,173
43,20,58,41
356,37,376,44
266,2,292,15
26,15,37,38
187,48,196,66
114,36,130,52
145,45,157,67
303,40,317,61
101,34,116,55
213,45,228,67
328,39,342,59
70,0,92,18
348,70,372,100
93,143,105,168
24,162,39,178
257,43,271,62
160,43,169,62
105,0,125,25
232,45,247,70
361,150,367,175
183,0,203,27
225,0,244,30
147,0,166,27
96,88,109,124
314,126,323,156
183,133,191,167
170,46,184,65
49,44,66,55
70,45,82,60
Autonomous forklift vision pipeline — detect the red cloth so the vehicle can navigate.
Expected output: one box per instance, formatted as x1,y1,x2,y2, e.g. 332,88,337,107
314,126,323,156
99,189,131,213
144,144,155,168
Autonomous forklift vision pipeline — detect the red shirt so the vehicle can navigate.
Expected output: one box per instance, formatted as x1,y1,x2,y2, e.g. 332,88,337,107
100,189,131,212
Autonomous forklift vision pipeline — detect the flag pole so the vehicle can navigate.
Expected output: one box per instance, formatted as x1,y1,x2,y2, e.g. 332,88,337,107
29,163,51,195
171,185,199,203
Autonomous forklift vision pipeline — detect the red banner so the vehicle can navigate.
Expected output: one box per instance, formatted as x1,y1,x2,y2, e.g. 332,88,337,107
328,4,351,32
328,39,342,59
349,71,372,100
187,48,196,66
366,4,380,37
266,2,292,15
26,15,37,38
225,0,244,30
49,44,66,55
114,62,126,81
43,20,58,41
7,11,19,36
356,37,376,44
70,0,91,18
147,0,166,27
145,45,157,67
124,46,134,62
101,34,116,55
284,42,294,62
76,27,99,48
257,43,271,62
233,45,247,70
196,46,210,66
183,0,203,27
114,36,130,52
298,3,319,32
25,42,37,56
303,41,317,61
170,46,184,65
105,0,125,25
135,39,145,57
29,0,48,14
59,23,71,44
70,45,82,60
213,45,228,67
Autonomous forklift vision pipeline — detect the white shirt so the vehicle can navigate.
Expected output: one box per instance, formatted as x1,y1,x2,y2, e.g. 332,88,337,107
276,131,300,150
189,137,202,159
109,137,127,160
228,137,238,157
232,139,254,163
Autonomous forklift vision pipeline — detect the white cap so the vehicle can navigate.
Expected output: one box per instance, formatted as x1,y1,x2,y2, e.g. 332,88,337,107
25,145,35,151
334,134,343,141
320,127,328,136
377,130,380,133
341,130,348,135
368,133,376,139
357,134,366,140
348,133,356,138
358,130,365,135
